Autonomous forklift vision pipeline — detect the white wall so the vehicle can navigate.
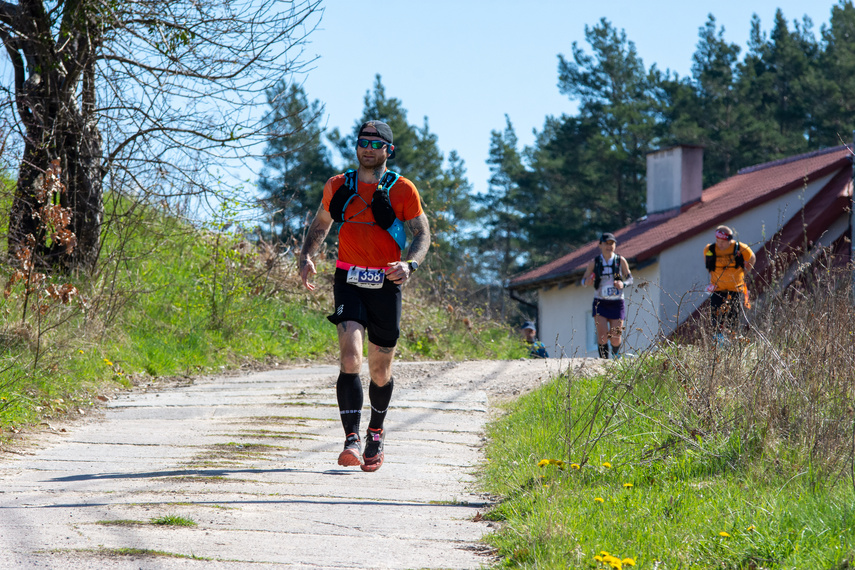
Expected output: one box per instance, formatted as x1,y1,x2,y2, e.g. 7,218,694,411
538,263,661,357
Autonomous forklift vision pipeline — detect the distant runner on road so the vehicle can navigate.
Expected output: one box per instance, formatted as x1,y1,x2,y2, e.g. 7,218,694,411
581,232,634,359
299,120,431,472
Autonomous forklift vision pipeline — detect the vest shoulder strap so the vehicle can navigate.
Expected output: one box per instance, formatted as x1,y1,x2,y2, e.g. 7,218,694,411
328,169,359,223
593,254,621,289
705,243,716,271
733,241,744,268
371,170,406,250
378,170,400,193
706,241,744,271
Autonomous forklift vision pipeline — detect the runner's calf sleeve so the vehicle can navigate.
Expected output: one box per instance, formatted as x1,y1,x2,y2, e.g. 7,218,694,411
611,343,621,357
368,378,394,430
336,372,363,436
598,344,609,359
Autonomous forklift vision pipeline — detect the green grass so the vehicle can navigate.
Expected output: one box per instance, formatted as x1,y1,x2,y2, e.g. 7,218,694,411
150,514,197,527
481,361,855,569
0,192,529,437
65,547,209,560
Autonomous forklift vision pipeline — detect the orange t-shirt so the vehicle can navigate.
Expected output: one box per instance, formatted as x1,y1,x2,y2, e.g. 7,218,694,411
322,172,424,268
705,241,754,292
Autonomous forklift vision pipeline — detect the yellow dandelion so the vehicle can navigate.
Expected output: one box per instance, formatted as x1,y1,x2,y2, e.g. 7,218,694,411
537,459,550,468
78,350,84,354
570,463,580,469
103,359,113,366
594,497,604,503
600,551,611,556
622,558,636,566
719,531,731,538
594,555,604,562
553,460,566,469
747,525,756,532
602,462,612,468
623,482,633,488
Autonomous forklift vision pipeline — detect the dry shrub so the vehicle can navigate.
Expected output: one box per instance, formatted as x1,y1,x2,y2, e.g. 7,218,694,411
566,245,855,491
654,250,855,489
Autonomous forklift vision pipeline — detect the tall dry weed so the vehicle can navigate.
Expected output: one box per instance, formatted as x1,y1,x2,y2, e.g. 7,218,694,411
567,247,855,491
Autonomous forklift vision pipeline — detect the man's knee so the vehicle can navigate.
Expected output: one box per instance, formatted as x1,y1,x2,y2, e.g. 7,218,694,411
368,344,395,385
340,352,362,373
339,333,364,373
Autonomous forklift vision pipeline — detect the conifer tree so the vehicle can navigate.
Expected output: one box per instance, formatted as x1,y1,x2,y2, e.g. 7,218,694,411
258,82,335,242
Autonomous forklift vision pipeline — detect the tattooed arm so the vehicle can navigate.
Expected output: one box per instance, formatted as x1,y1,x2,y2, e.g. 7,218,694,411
387,213,431,285
300,205,334,291
405,213,431,265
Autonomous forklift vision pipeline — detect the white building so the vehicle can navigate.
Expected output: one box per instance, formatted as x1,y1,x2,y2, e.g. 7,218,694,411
507,145,854,358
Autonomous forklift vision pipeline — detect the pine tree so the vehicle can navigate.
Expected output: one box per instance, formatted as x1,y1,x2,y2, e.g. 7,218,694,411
475,116,526,281
813,1,855,147
665,15,745,186
556,19,658,229
258,82,335,242
738,11,818,162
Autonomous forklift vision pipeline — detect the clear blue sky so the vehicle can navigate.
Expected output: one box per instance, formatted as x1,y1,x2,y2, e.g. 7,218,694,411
295,0,839,197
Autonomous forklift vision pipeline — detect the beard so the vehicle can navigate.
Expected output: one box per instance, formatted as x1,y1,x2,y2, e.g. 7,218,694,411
357,151,387,170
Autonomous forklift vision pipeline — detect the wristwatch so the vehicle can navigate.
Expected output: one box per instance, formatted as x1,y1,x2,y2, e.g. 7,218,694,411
407,259,419,273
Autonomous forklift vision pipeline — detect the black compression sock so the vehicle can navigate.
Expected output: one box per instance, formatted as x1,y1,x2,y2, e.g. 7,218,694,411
336,372,363,436
368,378,394,430
598,344,609,359
611,343,621,358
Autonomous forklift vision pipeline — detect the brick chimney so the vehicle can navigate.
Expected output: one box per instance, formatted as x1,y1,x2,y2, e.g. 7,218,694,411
646,145,704,216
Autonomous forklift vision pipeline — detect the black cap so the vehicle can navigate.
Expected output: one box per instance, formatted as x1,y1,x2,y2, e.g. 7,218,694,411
520,321,536,331
599,232,617,243
358,120,395,159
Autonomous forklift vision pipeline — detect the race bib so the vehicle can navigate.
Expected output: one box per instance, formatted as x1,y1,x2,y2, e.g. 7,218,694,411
599,285,621,300
346,266,385,289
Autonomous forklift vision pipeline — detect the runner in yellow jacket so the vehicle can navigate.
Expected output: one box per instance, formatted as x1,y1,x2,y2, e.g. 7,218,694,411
704,225,755,338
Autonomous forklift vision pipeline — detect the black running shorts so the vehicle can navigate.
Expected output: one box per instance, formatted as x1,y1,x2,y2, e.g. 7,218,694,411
592,298,626,320
327,268,402,348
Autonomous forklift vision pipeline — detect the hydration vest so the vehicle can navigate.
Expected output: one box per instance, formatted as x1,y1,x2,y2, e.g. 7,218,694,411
593,254,623,289
705,241,744,272
328,169,407,250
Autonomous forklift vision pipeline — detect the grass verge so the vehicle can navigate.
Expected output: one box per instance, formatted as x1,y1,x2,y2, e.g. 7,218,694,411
481,361,855,569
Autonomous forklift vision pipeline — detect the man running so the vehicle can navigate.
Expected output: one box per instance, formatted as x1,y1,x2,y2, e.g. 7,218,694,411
704,225,755,340
581,232,633,359
300,120,430,472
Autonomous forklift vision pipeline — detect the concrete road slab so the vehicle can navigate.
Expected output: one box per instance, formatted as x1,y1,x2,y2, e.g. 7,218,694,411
0,359,582,569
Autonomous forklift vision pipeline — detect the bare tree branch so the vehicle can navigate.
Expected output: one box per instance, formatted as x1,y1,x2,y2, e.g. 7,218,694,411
0,0,324,269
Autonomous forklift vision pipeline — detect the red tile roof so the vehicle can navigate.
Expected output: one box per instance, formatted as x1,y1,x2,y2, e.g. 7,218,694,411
509,145,853,290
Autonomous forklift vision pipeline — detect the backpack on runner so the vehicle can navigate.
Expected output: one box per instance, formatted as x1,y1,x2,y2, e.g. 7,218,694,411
593,254,623,290
705,241,744,272
328,169,407,250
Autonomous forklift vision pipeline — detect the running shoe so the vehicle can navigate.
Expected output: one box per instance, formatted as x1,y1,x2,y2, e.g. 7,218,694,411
337,433,362,466
361,428,385,472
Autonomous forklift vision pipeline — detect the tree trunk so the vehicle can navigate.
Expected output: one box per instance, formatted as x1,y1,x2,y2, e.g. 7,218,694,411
7,88,102,272
5,3,102,272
